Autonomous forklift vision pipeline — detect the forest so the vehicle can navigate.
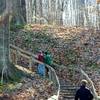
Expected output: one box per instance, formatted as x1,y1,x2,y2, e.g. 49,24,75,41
0,0,100,100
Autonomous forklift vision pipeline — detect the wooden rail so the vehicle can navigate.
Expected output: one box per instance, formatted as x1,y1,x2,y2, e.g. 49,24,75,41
79,68,98,100
10,44,100,99
52,63,100,100
10,44,60,100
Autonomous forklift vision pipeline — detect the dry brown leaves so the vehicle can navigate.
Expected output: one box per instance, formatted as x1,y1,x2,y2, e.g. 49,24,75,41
0,75,55,100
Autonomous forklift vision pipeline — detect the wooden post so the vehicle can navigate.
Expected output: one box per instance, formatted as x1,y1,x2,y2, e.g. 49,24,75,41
48,68,52,80
13,51,16,64
10,50,17,64
9,49,13,63
29,57,32,71
15,50,19,65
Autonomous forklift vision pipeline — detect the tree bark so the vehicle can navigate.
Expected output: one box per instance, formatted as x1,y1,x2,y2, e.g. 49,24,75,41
39,0,43,24
0,0,23,83
25,0,33,24
96,4,100,29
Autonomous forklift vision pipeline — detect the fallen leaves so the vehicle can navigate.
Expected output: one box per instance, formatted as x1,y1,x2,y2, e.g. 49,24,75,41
10,24,100,96
0,75,55,100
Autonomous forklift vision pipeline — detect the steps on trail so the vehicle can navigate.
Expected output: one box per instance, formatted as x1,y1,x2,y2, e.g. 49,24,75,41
59,79,79,100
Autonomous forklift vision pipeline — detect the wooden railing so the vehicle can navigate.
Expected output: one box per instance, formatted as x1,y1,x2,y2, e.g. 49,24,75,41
52,63,100,100
10,44,60,100
79,68,98,100
9,44,100,99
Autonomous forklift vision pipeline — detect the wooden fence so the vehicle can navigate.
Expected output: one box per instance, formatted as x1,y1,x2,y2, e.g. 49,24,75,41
10,44,60,100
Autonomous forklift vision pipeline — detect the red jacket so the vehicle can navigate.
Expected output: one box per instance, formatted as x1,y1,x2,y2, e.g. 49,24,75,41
37,53,44,62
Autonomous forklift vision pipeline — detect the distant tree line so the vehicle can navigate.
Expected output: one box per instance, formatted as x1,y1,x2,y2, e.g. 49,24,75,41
23,0,100,29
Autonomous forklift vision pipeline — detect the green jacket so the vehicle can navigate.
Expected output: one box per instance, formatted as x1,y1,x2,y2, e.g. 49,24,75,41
44,54,52,65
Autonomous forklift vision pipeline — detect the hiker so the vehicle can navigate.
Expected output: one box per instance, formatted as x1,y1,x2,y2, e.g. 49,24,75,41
75,79,93,100
44,51,52,66
37,50,44,62
44,51,53,77
37,51,45,77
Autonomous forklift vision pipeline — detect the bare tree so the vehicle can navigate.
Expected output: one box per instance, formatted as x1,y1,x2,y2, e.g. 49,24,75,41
96,3,100,29
25,0,33,23
39,0,43,24
0,0,23,83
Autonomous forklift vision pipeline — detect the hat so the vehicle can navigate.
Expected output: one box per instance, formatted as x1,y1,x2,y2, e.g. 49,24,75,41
81,79,88,86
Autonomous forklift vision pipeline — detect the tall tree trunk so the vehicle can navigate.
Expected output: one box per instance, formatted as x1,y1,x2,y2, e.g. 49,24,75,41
48,0,52,24
0,14,10,81
25,0,33,24
20,0,26,21
0,0,23,83
96,4,100,29
56,0,63,25
39,0,43,24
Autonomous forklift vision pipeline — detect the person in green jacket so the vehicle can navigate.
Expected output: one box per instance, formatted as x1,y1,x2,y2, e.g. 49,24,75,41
44,51,53,77
44,51,52,66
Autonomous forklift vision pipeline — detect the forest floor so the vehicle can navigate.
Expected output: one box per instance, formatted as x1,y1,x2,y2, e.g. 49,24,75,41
0,73,55,100
10,24,100,93
1,24,100,100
